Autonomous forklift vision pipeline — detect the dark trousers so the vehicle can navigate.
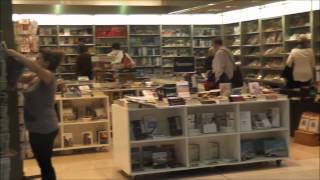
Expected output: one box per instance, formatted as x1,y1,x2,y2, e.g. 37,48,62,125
29,130,58,180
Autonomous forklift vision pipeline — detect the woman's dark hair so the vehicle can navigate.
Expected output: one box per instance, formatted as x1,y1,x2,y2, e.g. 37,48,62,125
112,43,121,50
40,49,64,72
213,38,223,46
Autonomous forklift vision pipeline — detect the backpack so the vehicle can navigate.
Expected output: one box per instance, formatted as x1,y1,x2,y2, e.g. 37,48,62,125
121,51,135,69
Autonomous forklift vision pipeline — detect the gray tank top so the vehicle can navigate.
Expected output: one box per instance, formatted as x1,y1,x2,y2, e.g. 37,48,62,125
24,78,58,134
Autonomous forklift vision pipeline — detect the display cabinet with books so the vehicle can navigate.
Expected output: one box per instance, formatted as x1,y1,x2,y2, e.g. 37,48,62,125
112,98,290,177
129,25,161,74
54,94,110,151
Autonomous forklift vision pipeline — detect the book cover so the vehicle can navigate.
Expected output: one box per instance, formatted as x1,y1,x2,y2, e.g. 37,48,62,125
176,80,190,98
142,146,156,167
82,131,93,145
152,148,168,169
63,133,73,147
131,147,143,171
248,82,262,95
267,108,281,127
240,111,252,131
189,144,200,165
167,116,183,136
207,142,219,162
219,83,232,96
144,116,159,137
161,144,178,167
131,120,146,140
97,131,108,144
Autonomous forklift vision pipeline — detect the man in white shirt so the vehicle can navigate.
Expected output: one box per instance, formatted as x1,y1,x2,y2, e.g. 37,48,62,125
211,38,235,85
286,35,315,87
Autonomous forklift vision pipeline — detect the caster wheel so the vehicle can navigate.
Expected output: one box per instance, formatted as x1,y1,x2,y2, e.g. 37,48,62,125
276,160,282,167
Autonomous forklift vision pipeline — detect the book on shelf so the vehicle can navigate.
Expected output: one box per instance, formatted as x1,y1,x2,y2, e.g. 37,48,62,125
82,131,93,145
187,114,201,136
131,147,143,171
63,133,73,147
0,133,10,154
97,130,108,144
0,157,10,180
152,147,168,169
167,116,183,136
240,111,252,132
267,108,281,128
161,144,179,168
189,144,200,166
206,142,220,163
241,140,256,161
201,113,217,134
143,116,159,137
142,146,156,167
252,113,272,129
131,120,147,140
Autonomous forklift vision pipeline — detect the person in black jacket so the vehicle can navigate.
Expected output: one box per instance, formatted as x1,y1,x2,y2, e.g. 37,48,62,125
76,44,92,79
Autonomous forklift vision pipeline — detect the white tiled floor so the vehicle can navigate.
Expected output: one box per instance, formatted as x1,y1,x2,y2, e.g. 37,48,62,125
24,142,320,180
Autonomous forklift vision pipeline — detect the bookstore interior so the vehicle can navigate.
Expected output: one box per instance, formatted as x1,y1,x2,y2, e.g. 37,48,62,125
0,0,320,179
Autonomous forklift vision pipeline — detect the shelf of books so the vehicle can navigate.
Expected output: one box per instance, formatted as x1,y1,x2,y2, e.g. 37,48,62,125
312,10,320,65
35,10,319,81
129,25,161,76
53,94,110,151
112,99,290,177
193,25,221,72
161,25,193,74
241,20,261,83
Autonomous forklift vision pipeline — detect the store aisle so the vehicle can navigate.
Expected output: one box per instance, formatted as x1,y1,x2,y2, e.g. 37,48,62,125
24,142,319,180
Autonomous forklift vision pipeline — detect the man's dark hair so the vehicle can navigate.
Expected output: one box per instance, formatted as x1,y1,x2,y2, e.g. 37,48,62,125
213,38,223,46
78,44,88,54
112,43,121,50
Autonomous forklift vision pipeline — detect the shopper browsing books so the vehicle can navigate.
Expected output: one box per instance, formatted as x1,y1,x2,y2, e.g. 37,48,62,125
209,38,242,89
107,42,135,69
76,44,93,79
6,48,64,180
285,35,315,88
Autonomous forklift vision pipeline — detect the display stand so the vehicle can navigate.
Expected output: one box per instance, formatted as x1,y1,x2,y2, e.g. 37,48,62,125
53,94,110,151
0,1,23,179
112,99,290,177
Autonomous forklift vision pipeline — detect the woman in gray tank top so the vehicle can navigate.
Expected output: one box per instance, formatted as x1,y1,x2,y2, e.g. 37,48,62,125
6,48,64,180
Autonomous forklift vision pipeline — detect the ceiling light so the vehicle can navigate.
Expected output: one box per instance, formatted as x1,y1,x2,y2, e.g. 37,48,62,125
208,9,219,12
208,3,215,6
225,5,233,9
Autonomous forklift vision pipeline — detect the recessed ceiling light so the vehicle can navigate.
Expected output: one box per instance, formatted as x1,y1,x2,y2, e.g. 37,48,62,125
225,5,233,8
208,3,215,6
207,9,219,12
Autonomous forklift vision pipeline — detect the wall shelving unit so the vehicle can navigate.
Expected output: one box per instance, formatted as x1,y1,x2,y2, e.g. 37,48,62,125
37,10,319,86
112,99,290,177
